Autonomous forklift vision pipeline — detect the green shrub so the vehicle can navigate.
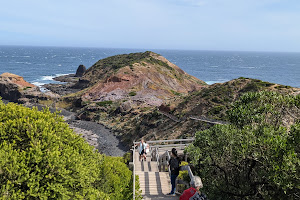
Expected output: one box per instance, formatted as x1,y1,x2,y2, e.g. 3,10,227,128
275,85,292,89
23,86,32,90
0,100,134,199
187,124,299,200
129,91,137,96
186,91,300,199
227,91,299,128
96,100,113,107
170,90,181,96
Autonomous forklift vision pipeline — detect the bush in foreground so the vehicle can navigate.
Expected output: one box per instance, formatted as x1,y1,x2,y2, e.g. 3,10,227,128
0,100,134,199
186,91,299,199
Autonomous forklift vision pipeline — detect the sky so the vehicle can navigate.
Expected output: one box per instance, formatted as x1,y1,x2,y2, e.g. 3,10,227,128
0,0,300,52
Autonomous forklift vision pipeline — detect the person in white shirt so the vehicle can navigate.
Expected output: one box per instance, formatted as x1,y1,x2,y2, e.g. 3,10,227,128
138,139,146,161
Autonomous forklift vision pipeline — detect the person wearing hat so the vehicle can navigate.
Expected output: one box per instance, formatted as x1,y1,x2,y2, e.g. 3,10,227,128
167,148,180,196
180,176,208,200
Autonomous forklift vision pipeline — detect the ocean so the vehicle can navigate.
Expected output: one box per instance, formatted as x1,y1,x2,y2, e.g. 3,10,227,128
0,45,299,88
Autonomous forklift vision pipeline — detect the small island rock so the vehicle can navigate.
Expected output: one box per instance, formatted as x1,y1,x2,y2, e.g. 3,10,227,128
75,65,86,77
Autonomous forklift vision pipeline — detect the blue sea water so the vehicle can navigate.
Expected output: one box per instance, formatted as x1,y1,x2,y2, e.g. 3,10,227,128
0,45,299,88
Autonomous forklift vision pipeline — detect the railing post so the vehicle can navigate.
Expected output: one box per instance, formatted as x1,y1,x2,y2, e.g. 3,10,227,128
132,143,135,200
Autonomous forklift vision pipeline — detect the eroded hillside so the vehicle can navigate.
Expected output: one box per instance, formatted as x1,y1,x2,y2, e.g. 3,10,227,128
78,77,299,144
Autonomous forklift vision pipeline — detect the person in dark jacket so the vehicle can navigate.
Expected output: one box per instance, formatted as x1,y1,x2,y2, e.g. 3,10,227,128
167,148,180,196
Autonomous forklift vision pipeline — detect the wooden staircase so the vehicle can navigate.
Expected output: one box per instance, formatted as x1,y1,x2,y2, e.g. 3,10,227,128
134,152,178,200
132,139,195,200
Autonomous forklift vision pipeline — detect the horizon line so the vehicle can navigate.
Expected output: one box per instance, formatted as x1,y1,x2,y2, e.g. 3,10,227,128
1,44,300,54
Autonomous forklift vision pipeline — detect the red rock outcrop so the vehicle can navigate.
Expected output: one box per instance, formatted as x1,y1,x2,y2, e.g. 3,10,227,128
0,72,55,103
80,51,206,106
0,73,36,88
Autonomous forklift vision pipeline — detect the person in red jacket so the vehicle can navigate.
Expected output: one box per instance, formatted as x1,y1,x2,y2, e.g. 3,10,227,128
180,176,208,200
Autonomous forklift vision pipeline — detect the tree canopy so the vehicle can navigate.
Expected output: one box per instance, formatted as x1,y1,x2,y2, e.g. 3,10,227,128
186,91,300,199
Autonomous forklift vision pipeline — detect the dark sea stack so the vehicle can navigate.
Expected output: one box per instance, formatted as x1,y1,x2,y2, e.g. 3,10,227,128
75,65,86,77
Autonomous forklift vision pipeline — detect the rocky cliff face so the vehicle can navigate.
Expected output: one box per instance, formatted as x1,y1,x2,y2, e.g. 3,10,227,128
77,51,206,106
0,72,36,88
0,73,38,102
0,73,58,103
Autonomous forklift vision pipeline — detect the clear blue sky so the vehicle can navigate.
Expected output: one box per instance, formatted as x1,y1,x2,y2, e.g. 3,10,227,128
1,0,299,52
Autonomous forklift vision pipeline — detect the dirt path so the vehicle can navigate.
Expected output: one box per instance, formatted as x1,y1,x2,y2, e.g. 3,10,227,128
68,119,128,157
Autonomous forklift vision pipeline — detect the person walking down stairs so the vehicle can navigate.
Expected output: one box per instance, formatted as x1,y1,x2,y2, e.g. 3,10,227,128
138,138,147,161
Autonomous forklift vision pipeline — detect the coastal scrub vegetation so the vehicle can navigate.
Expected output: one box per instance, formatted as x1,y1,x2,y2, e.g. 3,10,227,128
186,91,299,199
0,100,138,199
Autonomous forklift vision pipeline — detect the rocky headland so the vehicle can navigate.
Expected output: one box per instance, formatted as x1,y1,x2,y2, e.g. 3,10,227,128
1,51,299,152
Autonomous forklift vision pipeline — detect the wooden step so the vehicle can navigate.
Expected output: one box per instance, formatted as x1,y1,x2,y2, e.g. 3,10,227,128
136,172,171,196
135,161,159,172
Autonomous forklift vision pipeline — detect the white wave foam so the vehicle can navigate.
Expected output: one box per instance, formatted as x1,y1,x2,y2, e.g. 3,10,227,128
14,61,32,64
206,79,229,85
31,82,44,86
240,66,255,69
55,73,69,77
206,81,219,85
41,76,55,80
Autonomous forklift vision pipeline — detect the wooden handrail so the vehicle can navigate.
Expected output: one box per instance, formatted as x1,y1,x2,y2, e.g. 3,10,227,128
133,138,194,145
151,143,190,148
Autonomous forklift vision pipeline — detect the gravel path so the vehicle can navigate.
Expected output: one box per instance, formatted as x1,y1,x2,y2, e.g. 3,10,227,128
56,108,128,156
68,120,128,157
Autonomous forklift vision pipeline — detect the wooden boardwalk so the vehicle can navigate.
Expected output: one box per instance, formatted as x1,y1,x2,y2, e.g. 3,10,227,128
158,110,229,125
134,151,179,200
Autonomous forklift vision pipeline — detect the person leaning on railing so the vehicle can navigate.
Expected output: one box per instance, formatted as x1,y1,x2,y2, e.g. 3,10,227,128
180,176,208,200
166,148,180,196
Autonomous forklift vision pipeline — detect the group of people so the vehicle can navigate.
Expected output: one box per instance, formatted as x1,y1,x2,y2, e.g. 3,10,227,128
137,139,208,199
